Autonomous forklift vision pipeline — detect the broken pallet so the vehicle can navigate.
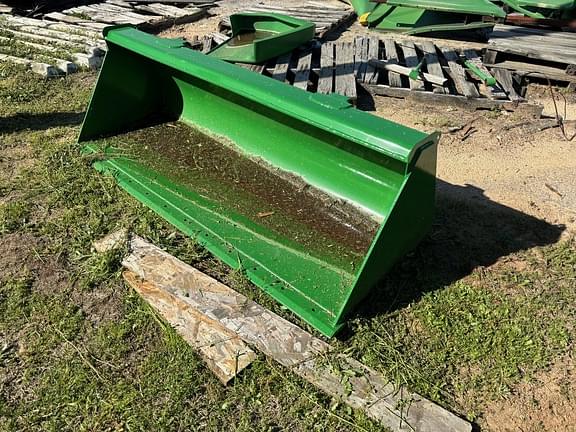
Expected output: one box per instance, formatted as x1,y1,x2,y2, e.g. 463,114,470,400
0,14,105,76
198,34,527,107
49,0,210,31
486,24,576,84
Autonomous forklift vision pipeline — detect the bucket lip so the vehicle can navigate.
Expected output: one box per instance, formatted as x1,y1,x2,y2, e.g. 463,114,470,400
102,26,438,165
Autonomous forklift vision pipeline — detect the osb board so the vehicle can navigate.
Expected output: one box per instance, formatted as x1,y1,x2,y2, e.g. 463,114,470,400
122,236,471,432
123,271,256,384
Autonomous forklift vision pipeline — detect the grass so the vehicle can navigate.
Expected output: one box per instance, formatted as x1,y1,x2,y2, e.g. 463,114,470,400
0,63,574,431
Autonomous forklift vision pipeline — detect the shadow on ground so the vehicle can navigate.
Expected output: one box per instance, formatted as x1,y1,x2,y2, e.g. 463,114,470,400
353,179,566,322
0,112,85,134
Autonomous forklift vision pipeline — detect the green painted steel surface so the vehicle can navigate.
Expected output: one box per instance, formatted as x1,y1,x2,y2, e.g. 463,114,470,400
498,0,575,17
208,13,315,64
79,26,438,337
386,0,506,17
464,60,497,86
512,0,574,9
369,5,495,34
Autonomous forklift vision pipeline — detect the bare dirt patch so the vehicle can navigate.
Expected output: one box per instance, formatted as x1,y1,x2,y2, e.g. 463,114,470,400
482,353,576,432
368,95,576,235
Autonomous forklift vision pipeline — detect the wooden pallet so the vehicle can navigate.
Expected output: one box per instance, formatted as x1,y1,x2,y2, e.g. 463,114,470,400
486,24,576,84
0,14,106,76
199,36,379,102
43,0,212,32
218,2,354,39
199,34,527,108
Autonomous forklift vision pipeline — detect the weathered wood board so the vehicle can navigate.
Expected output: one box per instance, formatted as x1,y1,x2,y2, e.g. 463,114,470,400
0,14,105,77
124,271,257,385
123,236,472,432
489,24,576,66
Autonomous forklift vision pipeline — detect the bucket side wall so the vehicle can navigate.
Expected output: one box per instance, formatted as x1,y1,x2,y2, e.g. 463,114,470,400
335,139,438,324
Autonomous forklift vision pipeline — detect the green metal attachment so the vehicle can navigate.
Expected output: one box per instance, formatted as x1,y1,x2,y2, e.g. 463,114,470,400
497,0,575,18
79,26,439,337
351,0,505,35
463,58,497,86
385,0,506,16
409,58,426,81
208,13,315,64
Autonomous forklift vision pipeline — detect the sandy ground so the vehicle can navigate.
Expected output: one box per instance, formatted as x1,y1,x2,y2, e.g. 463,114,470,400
158,3,576,430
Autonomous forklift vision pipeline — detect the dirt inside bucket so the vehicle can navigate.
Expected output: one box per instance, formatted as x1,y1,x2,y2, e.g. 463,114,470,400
96,121,380,270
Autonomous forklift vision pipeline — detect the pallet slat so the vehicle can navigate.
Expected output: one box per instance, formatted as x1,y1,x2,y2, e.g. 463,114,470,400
271,52,292,83
334,42,356,100
442,49,480,98
293,48,313,90
382,39,402,88
398,41,423,91
317,42,334,94
419,40,446,93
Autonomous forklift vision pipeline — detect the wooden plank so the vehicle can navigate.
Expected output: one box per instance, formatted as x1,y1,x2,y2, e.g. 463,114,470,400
125,0,216,4
123,271,256,385
3,16,103,41
209,32,228,46
484,59,576,83
317,42,334,94
488,41,576,66
44,12,109,31
201,36,213,53
492,24,576,40
369,60,448,86
0,35,104,70
382,39,402,88
365,36,379,85
2,28,104,56
106,0,137,8
5,24,102,46
492,68,523,102
0,53,61,77
293,49,313,90
398,40,424,90
63,7,146,25
354,36,368,82
419,40,446,93
488,25,576,65
369,84,521,111
64,4,160,25
271,52,291,83
142,7,206,30
133,3,191,17
122,236,472,432
442,49,480,98
334,42,356,99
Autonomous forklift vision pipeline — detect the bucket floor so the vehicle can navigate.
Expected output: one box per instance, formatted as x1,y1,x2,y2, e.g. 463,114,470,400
96,121,379,270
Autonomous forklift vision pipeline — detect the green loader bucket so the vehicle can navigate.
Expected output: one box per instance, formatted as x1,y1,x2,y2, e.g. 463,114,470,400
365,0,505,35
498,0,576,18
79,26,439,337
368,5,496,34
